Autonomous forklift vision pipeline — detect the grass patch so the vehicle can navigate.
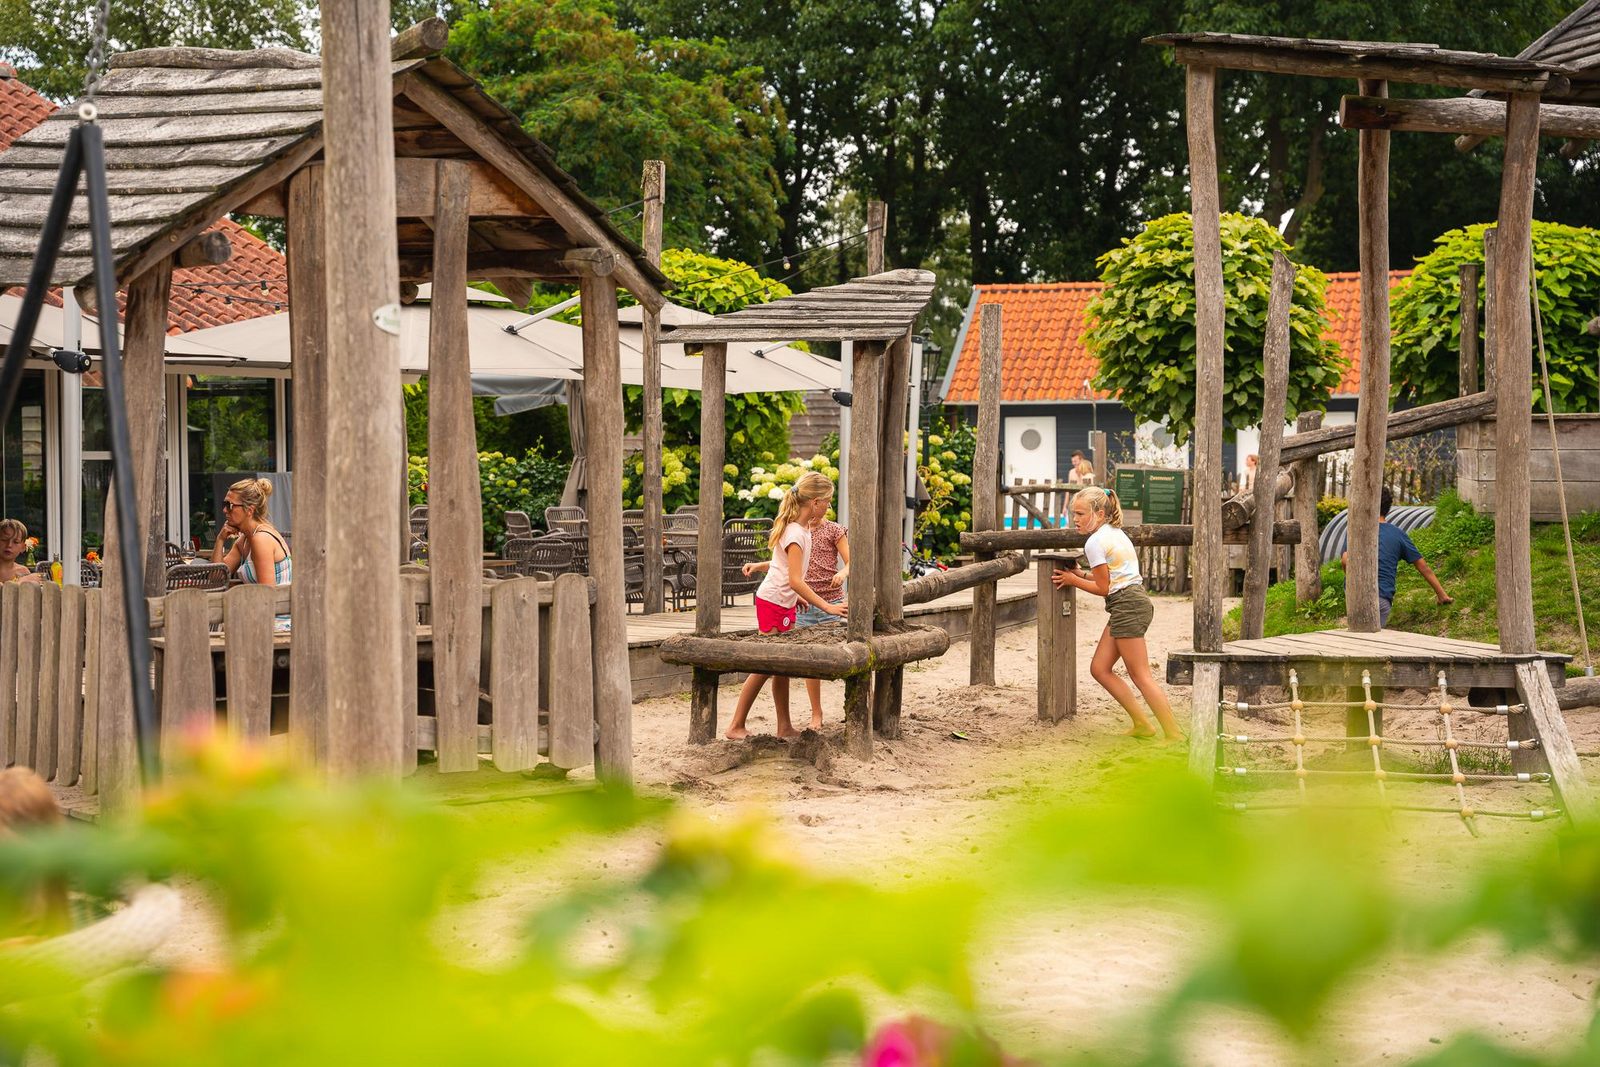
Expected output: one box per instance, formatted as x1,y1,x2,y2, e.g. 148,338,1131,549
1226,491,1600,670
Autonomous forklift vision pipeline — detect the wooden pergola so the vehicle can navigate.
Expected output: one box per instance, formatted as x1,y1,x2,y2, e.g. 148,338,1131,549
657,269,942,760
0,19,666,807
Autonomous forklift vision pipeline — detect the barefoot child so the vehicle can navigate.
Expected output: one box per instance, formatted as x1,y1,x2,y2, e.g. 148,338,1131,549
1052,487,1182,742
726,472,847,739
743,512,850,730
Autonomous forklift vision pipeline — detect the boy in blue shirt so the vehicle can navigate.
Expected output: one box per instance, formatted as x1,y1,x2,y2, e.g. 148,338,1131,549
1341,487,1452,627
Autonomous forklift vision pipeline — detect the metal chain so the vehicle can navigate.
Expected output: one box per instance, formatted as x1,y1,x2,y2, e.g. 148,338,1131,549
80,0,112,114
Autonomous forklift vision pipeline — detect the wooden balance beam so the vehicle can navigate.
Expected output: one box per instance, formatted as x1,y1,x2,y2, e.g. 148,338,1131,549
658,624,951,681
959,521,1302,554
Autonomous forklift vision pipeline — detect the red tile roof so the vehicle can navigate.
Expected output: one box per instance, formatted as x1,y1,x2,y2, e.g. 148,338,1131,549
942,270,1411,405
0,69,287,335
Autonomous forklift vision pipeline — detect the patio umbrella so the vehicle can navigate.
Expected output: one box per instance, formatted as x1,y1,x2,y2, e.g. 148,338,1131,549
561,380,586,509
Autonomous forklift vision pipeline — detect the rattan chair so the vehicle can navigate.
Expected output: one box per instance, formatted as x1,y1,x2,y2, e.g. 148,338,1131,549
503,510,534,540
623,552,647,612
80,560,101,587
165,562,230,591
504,535,575,579
164,541,189,567
722,518,769,606
544,505,587,536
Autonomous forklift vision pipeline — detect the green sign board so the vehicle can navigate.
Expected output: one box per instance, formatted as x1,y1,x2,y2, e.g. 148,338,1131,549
1113,466,1146,511
1143,469,1187,524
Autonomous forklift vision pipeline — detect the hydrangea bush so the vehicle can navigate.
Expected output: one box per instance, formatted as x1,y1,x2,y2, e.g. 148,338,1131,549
408,448,570,549
914,421,976,560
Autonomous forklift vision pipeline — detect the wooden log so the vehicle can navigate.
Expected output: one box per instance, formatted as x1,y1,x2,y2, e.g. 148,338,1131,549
1090,429,1107,487
160,588,216,766
1188,661,1222,782
490,578,540,772
397,73,664,311
1292,411,1325,602
874,331,912,738
970,304,1003,685
1278,391,1494,464
15,584,39,768
1459,263,1481,396
0,586,15,766
1557,675,1600,711
1339,94,1600,140
1036,554,1076,723
1241,252,1294,641
959,521,1302,553
548,572,595,770
689,338,728,745
659,625,950,679
55,586,86,786
286,165,328,768
390,17,450,61
866,200,887,275
400,573,424,773
1166,41,1557,95
34,583,60,780
427,160,482,775
640,159,666,615
321,0,406,776
1484,226,1499,390
1517,662,1596,822
1347,78,1392,635
1187,64,1226,655
223,584,276,747
844,340,884,759
578,265,634,783
174,229,232,269
1495,94,1540,656
98,258,171,815
1221,471,1294,530
81,590,101,793
901,552,1028,605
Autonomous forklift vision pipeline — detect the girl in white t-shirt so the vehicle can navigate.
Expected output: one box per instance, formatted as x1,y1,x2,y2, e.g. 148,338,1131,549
726,472,847,739
1051,487,1181,742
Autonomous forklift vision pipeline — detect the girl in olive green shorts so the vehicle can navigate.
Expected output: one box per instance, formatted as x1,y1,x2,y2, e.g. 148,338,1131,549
1051,487,1182,742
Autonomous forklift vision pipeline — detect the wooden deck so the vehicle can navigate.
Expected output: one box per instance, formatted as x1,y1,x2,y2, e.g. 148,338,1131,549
627,570,1038,698
1167,628,1570,690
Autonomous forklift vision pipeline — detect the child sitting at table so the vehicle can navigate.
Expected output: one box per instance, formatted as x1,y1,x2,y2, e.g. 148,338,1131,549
0,520,42,584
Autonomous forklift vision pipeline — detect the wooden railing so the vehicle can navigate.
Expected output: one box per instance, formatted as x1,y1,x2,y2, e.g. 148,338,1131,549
0,573,604,801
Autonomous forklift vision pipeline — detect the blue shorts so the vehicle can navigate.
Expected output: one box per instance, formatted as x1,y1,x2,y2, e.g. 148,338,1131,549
1379,597,1393,628
795,602,843,629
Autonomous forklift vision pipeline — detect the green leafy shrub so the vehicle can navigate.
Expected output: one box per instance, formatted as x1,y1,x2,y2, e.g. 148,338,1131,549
1085,213,1345,444
915,421,977,560
730,452,841,521
409,448,569,549
623,444,700,512
1392,220,1600,412
1317,496,1348,530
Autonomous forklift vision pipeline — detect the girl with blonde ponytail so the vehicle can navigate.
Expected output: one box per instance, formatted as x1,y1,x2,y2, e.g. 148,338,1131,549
1052,486,1180,742
726,471,847,739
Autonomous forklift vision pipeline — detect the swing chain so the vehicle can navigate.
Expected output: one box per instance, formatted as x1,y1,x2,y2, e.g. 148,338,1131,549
80,0,112,117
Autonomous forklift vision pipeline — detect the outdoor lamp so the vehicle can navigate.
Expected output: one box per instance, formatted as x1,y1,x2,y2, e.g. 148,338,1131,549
51,348,90,374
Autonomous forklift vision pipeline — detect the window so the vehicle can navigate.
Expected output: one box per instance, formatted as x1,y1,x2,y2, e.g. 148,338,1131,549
1,370,48,546
185,376,278,544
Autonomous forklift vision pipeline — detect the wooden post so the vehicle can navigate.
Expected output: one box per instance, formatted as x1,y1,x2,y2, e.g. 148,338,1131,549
1515,662,1596,822
1188,662,1222,782
1186,64,1226,654
1483,227,1499,390
689,341,727,744
1292,411,1324,602
426,160,482,773
578,266,635,782
320,0,405,776
97,258,172,816
873,331,912,738
1089,429,1107,487
866,200,887,275
970,304,1003,685
1347,78,1391,634
1035,553,1076,722
843,341,884,761
1459,263,1481,396
1240,252,1294,639
1494,94,1541,655
640,159,667,614
286,165,329,767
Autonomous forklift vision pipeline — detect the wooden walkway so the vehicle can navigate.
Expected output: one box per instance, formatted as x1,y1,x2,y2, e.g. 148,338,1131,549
628,570,1038,698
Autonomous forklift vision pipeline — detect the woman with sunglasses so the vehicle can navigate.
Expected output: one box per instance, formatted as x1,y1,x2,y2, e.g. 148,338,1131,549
210,478,293,586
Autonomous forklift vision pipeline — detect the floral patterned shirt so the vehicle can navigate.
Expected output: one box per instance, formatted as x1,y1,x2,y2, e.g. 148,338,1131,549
805,519,847,601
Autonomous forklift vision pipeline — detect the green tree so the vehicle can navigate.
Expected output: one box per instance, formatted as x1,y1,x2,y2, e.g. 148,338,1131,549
448,0,785,261
1391,220,1600,413
1085,213,1344,444
0,0,315,101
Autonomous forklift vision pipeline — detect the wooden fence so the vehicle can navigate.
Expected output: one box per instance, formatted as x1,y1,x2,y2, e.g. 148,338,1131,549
0,574,605,798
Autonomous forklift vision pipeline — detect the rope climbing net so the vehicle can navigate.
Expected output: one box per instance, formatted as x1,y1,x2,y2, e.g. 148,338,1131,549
1213,669,1560,835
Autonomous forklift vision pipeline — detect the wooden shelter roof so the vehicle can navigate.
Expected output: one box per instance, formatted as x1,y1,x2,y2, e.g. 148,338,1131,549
662,268,936,344
1144,33,1576,92
0,44,668,304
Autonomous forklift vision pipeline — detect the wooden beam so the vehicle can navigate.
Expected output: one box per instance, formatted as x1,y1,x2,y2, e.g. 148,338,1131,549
1516,662,1596,822
426,160,481,773
688,339,728,745
1459,262,1481,395
1495,94,1540,655
320,0,405,776
1241,251,1294,641
901,551,1027,605
397,248,580,282
1221,470,1293,530
1279,391,1493,464
1347,78,1391,634
1340,94,1600,140
390,17,450,61
396,73,664,310
1187,64,1226,654
844,340,884,761
969,304,1003,685
640,159,666,615
286,166,328,768
1168,42,1556,94
1188,662,1222,782
1291,411,1324,602
174,229,232,269
874,329,912,739
960,521,1303,553
393,157,544,217
578,264,634,783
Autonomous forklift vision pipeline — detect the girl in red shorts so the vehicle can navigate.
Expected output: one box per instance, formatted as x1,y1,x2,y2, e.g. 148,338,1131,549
725,472,847,739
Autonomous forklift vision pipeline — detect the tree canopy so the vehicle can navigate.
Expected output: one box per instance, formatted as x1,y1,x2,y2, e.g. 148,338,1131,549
1085,214,1344,444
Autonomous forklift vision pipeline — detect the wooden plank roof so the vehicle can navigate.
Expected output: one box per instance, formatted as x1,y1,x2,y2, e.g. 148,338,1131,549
0,46,668,300
1144,33,1575,92
661,269,936,344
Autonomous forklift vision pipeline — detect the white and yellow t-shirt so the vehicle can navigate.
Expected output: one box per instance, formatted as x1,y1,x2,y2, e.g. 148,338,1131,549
1084,525,1141,593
